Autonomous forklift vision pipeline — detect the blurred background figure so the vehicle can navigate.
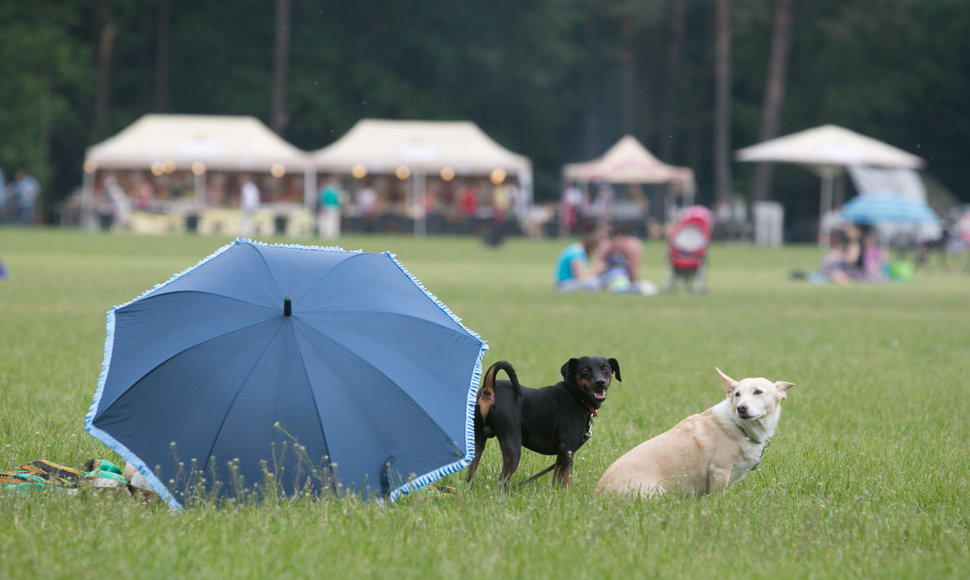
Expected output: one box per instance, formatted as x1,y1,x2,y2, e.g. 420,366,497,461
134,179,155,211
240,175,260,236
806,222,887,284
317,177,343,239
13,170,40,226
104,176,132,230
861,226,889,282
554,232,605,292
560,182,583,237
0,165,6,223
599,226,652,293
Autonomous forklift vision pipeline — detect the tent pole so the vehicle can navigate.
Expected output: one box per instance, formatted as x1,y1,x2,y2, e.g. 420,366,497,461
819,166,835,247
414,171,426,237
304,167,316,210
81,167,95,231
195,171,207,207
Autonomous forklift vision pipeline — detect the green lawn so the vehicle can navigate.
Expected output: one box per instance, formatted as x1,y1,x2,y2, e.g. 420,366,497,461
2,228,968,579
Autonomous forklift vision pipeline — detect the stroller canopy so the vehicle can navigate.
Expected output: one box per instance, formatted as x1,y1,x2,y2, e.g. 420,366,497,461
669,206,713,263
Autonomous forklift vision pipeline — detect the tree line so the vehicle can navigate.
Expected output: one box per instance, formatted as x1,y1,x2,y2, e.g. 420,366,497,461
2,0,967,229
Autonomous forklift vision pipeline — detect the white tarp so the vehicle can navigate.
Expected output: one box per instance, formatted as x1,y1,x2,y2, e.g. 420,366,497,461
848,166,927,203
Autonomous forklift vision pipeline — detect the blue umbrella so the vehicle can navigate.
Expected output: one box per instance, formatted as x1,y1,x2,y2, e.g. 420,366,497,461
840,193,939,225
85,239,487,509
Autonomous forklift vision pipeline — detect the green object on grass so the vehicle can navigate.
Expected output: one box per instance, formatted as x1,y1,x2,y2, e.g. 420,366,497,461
889,260,914,282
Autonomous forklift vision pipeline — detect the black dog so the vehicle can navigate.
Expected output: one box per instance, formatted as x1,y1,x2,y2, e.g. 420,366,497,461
466,356,621,487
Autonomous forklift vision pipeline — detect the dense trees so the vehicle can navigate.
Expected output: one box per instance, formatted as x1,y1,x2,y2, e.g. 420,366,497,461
2,0,968,227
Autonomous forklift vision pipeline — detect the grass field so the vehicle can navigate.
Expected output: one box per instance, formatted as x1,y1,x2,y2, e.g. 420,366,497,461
2,227,968,579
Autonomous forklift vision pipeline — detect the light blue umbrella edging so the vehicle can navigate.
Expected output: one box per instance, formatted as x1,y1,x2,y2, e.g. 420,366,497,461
380,247,488,502
84,238,488,510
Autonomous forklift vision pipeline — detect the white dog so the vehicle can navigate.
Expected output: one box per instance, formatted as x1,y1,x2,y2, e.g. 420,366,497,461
596,368,794,497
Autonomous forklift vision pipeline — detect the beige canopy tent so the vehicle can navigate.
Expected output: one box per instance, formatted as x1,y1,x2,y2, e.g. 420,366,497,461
311,118,531,176
85,114,311,173
82,114,313,230
736,124,926,244
310,118,533,235
562,134,696,199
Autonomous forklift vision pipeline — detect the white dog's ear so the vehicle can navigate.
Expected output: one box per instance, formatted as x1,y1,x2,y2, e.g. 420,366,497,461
775,381,795,399
716,367,736,395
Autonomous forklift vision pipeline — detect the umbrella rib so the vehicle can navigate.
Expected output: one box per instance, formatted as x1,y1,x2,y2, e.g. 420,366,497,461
199,323,285,474
298,318,461,440
243,242,287,300
144,289,277,311
297,253,451,324
299,252,372,303
287,329,336,493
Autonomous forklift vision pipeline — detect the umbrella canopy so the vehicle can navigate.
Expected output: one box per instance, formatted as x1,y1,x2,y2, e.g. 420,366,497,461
736,124,926,244
840,193,940,225
85,239,488,509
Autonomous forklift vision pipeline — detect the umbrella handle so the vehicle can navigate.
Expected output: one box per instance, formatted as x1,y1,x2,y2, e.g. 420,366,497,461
284,296,292,317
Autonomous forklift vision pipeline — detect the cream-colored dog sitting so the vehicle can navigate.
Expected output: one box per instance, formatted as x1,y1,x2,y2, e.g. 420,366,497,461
596,368,794,498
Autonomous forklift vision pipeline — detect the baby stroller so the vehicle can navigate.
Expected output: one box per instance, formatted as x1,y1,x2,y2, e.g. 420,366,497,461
664,205,713,293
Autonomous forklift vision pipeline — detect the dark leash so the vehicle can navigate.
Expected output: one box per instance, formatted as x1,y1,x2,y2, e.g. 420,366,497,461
514,462,557,488
514,409,596,488
751,438,771,471
736,421,772,472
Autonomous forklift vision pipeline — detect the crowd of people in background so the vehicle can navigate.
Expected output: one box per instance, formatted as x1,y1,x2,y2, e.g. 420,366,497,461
11,160,968,290
67,168,529,240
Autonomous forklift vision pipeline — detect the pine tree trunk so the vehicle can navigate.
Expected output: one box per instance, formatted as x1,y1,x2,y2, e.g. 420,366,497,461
93,0,114,137
582,0,599,157
659,0,686,162
271,0,291,135
713,0,732,206
155,0,171,112
751,0,794,204
620,0,636,136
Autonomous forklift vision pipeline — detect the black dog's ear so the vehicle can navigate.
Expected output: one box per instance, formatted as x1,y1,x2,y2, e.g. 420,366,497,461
609,358,621,382
561,358,578,380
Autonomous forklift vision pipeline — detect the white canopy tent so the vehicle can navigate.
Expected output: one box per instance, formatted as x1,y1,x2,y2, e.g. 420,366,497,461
310,119,533,235
736,124,926,244
83,114,312,223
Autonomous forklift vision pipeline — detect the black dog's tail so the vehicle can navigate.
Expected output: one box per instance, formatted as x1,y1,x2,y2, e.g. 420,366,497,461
477,361,520,420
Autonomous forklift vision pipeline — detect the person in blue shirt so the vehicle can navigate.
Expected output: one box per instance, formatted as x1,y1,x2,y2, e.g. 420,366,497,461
555,233,606,292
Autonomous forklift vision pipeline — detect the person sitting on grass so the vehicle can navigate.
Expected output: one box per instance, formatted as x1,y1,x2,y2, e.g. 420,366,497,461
554,232,606,292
